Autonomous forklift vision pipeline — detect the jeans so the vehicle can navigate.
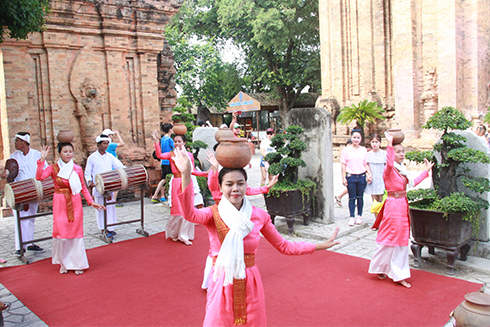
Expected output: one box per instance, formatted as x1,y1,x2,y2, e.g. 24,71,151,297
346,173,367,218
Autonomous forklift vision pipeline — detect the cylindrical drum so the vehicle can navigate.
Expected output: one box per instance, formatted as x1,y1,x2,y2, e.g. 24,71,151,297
4,177,55,208
95,165,148,194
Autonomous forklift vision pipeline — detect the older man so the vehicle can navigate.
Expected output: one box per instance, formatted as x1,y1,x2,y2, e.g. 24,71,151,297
84,134,124,239
3,132,47,255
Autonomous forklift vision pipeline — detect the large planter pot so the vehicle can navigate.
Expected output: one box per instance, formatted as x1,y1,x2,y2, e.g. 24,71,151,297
265,189,312,234
410,208,472,275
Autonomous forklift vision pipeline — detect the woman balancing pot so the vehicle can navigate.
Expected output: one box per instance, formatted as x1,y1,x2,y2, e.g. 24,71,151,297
215,137,252,168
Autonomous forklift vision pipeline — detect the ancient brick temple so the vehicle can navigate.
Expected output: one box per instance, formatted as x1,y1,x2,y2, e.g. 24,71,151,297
0,0,181,165
317,0,490,148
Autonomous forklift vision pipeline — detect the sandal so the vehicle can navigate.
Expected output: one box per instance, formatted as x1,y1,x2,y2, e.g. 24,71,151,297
335,196,342,206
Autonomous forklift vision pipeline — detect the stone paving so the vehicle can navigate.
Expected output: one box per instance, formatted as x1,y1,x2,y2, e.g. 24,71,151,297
1,154,490,326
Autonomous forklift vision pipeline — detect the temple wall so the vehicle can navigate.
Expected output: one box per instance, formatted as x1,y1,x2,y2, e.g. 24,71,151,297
318,0,490,149
0,0,181,166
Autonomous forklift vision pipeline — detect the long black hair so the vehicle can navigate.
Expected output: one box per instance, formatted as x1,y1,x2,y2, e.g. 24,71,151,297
57,142,74,153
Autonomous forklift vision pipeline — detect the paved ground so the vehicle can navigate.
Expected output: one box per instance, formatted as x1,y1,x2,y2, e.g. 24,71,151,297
1,154,490,326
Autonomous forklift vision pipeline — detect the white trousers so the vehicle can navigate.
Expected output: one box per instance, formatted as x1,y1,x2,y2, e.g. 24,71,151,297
52,238,89,270
368,244,410,282
94,194,117,231
14,203,39,250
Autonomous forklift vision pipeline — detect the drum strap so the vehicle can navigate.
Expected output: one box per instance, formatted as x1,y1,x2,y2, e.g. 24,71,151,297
210,205,249,326
53,164,75,223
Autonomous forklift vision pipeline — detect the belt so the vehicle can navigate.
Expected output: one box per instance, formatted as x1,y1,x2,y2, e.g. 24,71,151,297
387,191,407,198
173,172,181,178
55,188,75,222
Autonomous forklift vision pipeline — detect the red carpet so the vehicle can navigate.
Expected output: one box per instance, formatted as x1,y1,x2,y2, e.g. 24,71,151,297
0,225,481,327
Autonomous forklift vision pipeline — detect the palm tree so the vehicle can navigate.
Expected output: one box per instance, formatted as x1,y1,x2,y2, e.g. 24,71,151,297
337,100,385,130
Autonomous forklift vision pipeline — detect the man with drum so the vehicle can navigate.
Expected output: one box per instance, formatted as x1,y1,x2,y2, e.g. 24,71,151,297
2,132,47,256
84,134,124,239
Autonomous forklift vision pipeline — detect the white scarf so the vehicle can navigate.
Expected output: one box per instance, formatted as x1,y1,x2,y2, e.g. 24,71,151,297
394,162,414,188
57,159,82,195
214,195,254,286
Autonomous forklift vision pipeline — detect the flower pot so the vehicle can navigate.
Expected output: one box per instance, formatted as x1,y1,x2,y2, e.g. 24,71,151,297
57,129,74,143
214,128,234,143
173,123,187,135
410,208,472,246
265,188,312,234
388,128,404,145
215,137,251,168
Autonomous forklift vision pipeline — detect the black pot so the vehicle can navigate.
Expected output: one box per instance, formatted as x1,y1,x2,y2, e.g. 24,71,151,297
265,189,312,234
410,208,472,247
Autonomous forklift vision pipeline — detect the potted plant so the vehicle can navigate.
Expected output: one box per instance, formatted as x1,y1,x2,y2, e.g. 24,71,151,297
264,125,316,234
337,99,385,142
405,106,490,274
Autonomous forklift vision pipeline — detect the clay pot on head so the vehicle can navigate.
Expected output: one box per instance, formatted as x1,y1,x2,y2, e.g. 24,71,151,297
215,137,252,168
57,129,74,143
214,128,234,143
173,123,187,135
388,128,405,145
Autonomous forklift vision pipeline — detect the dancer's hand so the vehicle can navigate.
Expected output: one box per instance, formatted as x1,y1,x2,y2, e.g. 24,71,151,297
91,203,106,212
151,129,159,142
172,146,192,175
266,175,279,190
40,145,50,162
316,227,341,250
205,150,219,171
384,131,393,147
424,158,434,172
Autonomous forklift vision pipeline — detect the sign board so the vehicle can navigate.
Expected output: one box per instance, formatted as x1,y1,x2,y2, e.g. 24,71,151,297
226,92,261,112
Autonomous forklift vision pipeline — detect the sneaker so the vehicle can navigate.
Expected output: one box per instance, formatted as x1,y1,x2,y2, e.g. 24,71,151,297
14,250,23,256
348,217,356,226
27,244,44,252
151,198,160,203
102,231,114,240
356,216,363,225
160,197,167,202
115,204,124,207
109,231,117,236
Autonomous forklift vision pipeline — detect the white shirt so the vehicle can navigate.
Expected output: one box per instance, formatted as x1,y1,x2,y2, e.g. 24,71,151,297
84,150,124,195
9,148,46,182
260,138,275,157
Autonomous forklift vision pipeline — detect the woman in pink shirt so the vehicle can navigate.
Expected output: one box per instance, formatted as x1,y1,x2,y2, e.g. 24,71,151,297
340,129,372,226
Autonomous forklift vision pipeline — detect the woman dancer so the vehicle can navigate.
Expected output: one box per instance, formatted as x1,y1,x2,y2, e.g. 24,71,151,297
368,131,433,288
340,129,372,226
364,134,386,203
152,130,206,245
172,146,340,326
37,143,105,274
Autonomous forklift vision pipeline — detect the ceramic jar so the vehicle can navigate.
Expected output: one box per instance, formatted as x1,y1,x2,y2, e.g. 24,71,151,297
57,129,74,143
388,128,404,145
453,289,490,326
215,137,252,168
173,123,187,135
214,128,234,143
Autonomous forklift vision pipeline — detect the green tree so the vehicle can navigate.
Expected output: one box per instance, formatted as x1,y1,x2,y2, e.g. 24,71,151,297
169,0,321,118
0,0,51,43
165,26,243,115
337,100,385,129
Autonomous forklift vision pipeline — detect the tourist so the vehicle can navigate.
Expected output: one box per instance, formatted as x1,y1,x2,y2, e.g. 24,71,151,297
368,131,433,288
84,134,125,240
3,132,46,256
37,143,105,275
474,124,489,147
152,130,207,245
365,133,386,203
335,139,352,207
172,146,340,325
259,128,276,186
340,129,372,226
151,123,174,203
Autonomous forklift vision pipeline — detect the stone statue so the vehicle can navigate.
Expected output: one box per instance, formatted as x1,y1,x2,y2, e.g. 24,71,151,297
75,78,103,153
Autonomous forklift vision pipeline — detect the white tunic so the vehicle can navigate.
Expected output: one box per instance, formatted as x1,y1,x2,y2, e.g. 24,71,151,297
9,148,44,182
84,151,124,197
